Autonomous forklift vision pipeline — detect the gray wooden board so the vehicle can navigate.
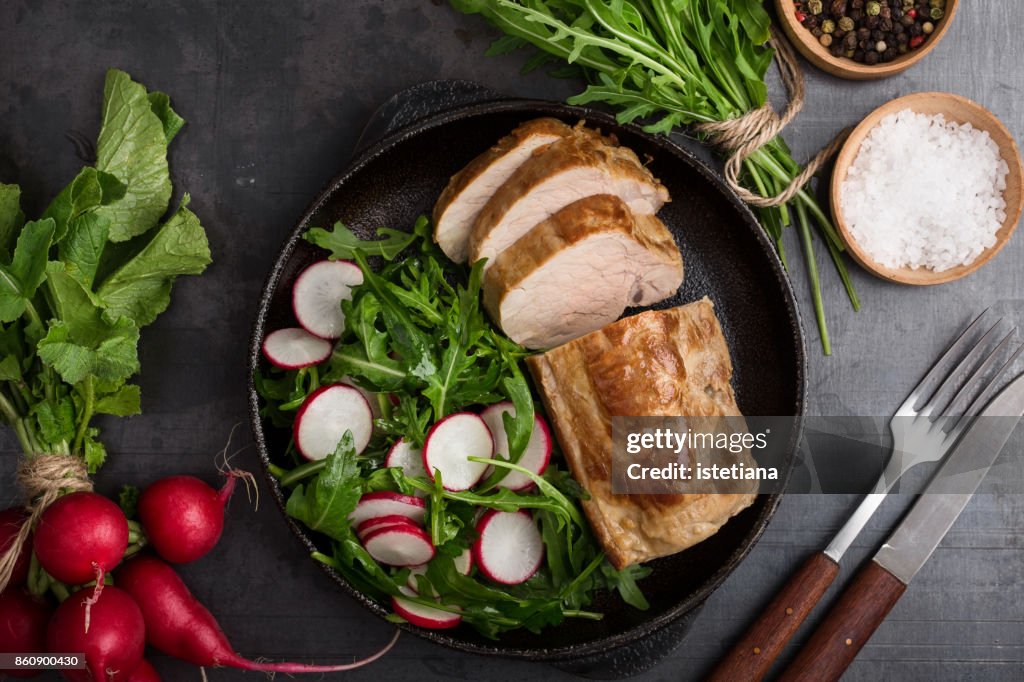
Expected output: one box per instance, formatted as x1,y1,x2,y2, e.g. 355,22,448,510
0,1,1021,680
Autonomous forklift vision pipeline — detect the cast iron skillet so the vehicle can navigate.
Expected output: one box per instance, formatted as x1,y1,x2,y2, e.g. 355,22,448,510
248,84,806,666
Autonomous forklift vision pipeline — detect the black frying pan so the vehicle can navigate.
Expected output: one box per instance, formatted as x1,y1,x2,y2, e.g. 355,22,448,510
247,81,806,670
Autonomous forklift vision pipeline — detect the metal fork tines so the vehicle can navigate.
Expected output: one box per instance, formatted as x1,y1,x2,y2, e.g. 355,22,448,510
825,309,1023,562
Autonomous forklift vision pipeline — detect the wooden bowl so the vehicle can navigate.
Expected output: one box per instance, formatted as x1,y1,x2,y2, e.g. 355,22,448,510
830,92,1024,285
774,0,959,80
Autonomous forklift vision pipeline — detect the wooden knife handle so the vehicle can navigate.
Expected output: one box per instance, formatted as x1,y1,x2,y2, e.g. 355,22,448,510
705,552,840,682
777,560,907,682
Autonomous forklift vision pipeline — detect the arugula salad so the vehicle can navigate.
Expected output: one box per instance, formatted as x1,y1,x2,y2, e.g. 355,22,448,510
257,217,650,637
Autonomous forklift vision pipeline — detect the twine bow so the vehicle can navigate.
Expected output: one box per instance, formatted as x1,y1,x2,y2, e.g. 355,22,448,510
0,455,93,592
695,28,850,208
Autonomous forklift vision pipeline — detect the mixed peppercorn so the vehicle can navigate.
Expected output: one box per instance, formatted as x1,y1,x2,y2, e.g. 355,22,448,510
794,0,946,64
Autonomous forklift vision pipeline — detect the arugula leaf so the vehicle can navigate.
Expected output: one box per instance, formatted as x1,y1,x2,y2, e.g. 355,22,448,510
95,198,211,326
306,222,417,261
0,183,25,257
93,69,174,242
0,219,55,323
286,432,362,541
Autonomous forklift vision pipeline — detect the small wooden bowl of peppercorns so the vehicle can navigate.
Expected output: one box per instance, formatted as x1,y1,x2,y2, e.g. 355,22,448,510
775,0,959,80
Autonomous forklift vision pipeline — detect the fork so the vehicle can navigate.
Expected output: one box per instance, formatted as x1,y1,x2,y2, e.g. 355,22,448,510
706,310,1023,682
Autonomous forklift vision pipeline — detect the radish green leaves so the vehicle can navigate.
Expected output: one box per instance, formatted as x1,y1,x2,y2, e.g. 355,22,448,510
0,69,211,470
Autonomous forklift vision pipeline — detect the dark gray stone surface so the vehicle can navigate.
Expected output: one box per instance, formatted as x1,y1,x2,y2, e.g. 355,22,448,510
0,1,1021,680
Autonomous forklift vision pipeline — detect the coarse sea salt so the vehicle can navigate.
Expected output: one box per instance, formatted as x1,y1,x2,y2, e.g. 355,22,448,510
840,109,1009,272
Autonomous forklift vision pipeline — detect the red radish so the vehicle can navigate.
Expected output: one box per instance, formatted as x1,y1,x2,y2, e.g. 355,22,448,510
0,507,31,588
138,472,246,564
362,524,435,567
292,259,363,339
348,491,426,526
46,586,144,682
422,412,494,491
34,491,128,626
294,383,373,460
391,586,461,629
356,514,419,540
480,402,552,491
473,510,544,585
385,438,427,479
406,548,473,590
261,327,332,369
339,376,382,418
117,556,397,672
454,547,474,575
125,660,160,682
0,589,49,678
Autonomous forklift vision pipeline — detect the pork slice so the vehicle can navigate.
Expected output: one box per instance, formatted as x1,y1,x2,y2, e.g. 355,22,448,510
432,118,572,263
482,195,683,349
468,133,670,270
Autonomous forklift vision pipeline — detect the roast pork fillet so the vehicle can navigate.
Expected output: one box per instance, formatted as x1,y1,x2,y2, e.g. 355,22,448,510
482,194,683,350
468,129,670,270
526,301,757,569
432,118,571,263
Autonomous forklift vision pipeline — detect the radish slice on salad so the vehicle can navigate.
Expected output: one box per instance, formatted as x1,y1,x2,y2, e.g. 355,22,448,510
261,327,332,369
356,515,420,541
405,548,473,590
391,586,461,630
292,260,363,339
363,525,435,567
422,412,494,491
348,492,426,527
479,402,552,491
293,384,373,460
473,510,544,585
338,376,382,418
385,438,428,497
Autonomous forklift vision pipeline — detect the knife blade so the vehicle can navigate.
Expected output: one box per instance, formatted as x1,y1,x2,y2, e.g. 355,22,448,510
778,372,1024,682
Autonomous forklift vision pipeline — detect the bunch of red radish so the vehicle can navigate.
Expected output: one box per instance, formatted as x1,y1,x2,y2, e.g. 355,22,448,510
1,472,395,680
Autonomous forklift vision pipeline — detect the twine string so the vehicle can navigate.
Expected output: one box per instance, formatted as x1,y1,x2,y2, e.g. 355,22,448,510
0,455,92,592
695,28,851,208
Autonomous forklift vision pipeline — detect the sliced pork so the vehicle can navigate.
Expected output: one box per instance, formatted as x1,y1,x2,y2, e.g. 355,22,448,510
432,118,571,263
468,131,670,270
482,195,683,349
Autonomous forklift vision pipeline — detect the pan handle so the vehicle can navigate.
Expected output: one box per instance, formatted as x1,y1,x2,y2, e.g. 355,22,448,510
705,552,839,682
353,79,508,155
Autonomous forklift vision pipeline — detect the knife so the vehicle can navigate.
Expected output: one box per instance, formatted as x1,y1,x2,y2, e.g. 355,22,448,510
776,372,1024,681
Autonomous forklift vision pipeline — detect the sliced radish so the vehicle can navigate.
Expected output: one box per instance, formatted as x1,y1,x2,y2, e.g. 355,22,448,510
292,260,363,339
480,402,552,491
473,510,544,585
406,548,473,590
386,439,427,478
262,327,332,369
293,384,373,460
453,548,474,576
348,492,426,527
356,514,419,540
363,524,435,567
391,586,461,630
422,412,494,491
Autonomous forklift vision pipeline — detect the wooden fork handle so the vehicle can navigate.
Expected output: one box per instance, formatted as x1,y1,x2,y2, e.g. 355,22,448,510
777,560,907,681
705,552,840,682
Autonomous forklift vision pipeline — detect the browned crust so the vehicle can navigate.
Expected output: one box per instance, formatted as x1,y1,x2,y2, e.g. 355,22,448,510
432,118,572,229
467,127,670,263
482,194,683,324
526,301,755,569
